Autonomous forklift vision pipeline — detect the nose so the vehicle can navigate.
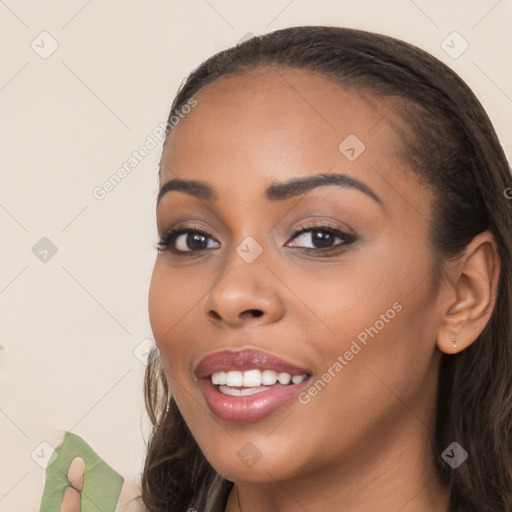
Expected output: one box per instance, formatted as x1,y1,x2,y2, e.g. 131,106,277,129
203,256,285,328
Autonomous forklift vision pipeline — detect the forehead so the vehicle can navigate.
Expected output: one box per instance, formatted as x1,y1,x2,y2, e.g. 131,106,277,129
160,66,418,205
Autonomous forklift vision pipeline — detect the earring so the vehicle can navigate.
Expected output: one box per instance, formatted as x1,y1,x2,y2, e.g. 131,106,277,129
166,389,171,413
451,332,457,349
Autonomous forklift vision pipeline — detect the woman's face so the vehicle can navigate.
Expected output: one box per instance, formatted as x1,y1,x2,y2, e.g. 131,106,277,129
149,66,446,483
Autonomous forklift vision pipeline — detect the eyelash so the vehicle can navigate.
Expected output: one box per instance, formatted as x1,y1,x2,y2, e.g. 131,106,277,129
156,223,356,256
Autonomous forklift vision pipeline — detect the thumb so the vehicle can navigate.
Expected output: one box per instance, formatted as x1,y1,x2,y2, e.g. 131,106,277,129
60,487,80,512
60,457,85,512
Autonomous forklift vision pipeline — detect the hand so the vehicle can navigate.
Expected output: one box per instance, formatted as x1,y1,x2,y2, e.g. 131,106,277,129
60,456,85,512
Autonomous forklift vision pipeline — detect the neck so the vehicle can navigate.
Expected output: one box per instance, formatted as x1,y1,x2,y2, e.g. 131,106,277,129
225,419,450,512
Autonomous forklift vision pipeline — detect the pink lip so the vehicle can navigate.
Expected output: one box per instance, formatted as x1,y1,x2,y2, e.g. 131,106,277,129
194,348,311,378
194,348,312,423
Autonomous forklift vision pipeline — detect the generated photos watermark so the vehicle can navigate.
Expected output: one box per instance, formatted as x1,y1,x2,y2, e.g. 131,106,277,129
298,302,403,405
92,97,197,201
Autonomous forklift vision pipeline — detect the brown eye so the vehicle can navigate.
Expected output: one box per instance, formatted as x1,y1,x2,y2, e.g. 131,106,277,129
287,226,356,251
157,229,220,253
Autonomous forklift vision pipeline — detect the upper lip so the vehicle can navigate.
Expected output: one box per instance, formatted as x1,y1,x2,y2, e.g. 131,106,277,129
194,348,312,379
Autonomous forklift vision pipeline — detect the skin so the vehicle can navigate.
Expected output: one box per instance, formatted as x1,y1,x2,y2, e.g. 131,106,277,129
149,66,500,512
59,457,137,511
60,457,83,512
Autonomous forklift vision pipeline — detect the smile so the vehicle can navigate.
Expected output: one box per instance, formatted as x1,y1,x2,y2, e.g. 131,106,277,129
195,349,312,423
213,369,309,396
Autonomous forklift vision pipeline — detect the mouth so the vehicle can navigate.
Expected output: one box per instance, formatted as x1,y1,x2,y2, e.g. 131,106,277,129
194,348,312,423
212,369,309,396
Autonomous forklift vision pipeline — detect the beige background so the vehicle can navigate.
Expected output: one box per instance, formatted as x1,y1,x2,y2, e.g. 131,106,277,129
1,1,511,510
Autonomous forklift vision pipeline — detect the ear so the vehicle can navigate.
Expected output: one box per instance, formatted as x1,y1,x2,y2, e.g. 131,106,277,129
437,230,501,354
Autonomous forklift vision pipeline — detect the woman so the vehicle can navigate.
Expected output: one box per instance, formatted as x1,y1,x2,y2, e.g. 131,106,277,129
142,26,512,512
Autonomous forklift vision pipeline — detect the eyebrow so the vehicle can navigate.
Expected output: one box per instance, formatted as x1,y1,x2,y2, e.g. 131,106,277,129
157,173,382,207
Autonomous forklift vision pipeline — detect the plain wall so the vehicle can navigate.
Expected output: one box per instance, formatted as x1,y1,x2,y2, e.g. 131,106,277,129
0,1,511,510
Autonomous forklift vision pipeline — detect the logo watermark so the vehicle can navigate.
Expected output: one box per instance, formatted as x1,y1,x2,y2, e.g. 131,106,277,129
92,97,197,201
298,302,403,405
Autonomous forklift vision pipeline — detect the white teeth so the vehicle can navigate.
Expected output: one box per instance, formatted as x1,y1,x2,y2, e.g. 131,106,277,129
211,369,309,388
277,372,292,385
292,374,307,384
242,369,262,387
261,370,278,385
225,371,243,387
211,371,226,385
219,385,268,397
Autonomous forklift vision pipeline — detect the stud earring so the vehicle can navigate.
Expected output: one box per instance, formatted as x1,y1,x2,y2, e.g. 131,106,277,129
166,389,172,413
451,332,457,349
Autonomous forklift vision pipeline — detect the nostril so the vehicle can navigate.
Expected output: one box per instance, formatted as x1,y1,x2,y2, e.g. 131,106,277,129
208,309,264,321
245,309,263,318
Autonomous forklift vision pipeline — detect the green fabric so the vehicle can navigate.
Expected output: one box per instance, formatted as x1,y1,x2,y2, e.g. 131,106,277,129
39,431,124,512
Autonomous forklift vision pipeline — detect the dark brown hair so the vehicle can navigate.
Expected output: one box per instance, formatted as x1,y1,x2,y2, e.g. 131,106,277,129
140,26,512,512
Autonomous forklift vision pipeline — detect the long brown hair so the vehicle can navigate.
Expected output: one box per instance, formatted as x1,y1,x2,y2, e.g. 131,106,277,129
140,26,512,512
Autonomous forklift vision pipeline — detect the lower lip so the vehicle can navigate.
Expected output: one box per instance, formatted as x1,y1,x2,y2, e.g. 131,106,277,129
199,378,309,423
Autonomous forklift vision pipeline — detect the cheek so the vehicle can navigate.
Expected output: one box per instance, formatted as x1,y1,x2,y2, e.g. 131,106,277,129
148,268,196,411
285,242,438,391
293,303,437,461
148,264,175,345
276,256,399,341
148,259,206,349
148,264,194,387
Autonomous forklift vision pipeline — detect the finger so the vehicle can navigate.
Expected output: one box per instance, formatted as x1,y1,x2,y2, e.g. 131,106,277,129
67,456,85,492
60,486,81,512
